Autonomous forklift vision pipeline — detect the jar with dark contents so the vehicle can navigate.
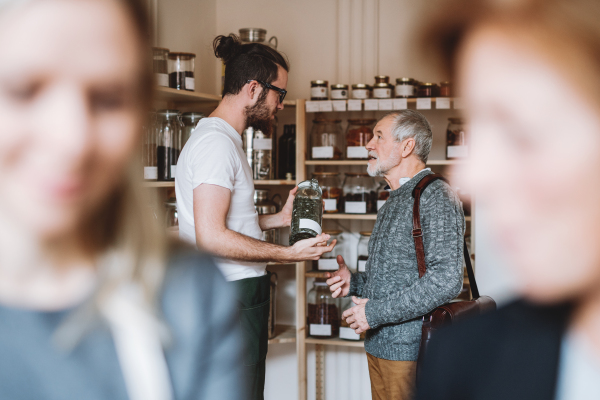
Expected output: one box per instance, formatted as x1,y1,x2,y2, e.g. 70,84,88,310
446,118,468,159
152,47,169,87
289,179,323,245
310,80,329,100
357,231,371,272
342,173,377,214
418,82,435,97
155,109,183,181
377,181,390,211
440,81,452,97
346,119,375,159
351,83,370,99
168,52,196,91
374,75,390,84
330,84,349,100
395,77,415,98
313,172,342,213
372,83,392,99
307,279,340,337
310,119,344,160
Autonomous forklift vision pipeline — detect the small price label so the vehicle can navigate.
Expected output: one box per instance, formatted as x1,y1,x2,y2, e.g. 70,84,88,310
393,98,408,110
378,99,393,110
436,98,451,109
319,101,333,112
364,99,379,111
416,98,432,109
305,101,320,112
347,99,362,111
332,100,347,111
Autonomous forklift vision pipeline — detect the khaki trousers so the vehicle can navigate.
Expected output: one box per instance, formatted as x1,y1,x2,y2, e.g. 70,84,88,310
366,353,417,400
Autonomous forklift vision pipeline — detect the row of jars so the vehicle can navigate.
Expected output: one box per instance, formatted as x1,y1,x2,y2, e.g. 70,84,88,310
152,47,196,91
143,110,205,181
310,77,452,100
311,230,371,272
313,172,389,214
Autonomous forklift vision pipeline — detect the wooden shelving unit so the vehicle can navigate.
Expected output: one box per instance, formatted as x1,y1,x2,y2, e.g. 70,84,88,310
305,337,364,348
156,86,221,103
254,180,296,186
268,325,297,345
142,181,174,188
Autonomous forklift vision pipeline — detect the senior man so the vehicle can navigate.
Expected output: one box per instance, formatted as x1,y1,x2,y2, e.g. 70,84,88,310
326,110,465,400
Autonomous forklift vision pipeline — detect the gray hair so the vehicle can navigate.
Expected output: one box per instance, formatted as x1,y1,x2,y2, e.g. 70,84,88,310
384,110,433,163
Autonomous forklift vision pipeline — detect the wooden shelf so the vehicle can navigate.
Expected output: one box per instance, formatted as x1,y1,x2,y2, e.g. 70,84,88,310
268,325,297,345
323,213,377,220
305,271,332,278
283,99,297,107
254,180,296,186
142,181,174,188
306,159,468,166
465,216,472,222
305,97,461,112
305,337,365,348
156,87,221,103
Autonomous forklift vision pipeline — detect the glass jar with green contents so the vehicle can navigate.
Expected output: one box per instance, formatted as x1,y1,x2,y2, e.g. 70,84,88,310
289,179,323,245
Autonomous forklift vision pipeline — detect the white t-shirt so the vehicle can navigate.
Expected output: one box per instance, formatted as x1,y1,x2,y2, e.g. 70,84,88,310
555,330,600,400
175,117,266,281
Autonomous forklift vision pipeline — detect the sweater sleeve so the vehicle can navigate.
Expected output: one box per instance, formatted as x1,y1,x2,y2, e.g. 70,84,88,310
348,271,367,297
364,186,465,330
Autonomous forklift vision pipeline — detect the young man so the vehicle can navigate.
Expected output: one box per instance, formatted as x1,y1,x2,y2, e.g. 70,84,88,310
326,110,465,400
175,35,335,400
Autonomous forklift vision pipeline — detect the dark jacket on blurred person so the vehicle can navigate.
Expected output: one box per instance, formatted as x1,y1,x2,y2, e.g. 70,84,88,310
416,300,571,400
0,250,246,400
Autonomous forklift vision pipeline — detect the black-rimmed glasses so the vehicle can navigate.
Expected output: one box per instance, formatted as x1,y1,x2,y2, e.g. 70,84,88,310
247,79,287,104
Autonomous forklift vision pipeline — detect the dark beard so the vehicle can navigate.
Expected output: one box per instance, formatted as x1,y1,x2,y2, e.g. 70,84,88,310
244,90,273,136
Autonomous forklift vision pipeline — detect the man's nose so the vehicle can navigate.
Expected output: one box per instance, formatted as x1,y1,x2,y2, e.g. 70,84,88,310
366,135,376,150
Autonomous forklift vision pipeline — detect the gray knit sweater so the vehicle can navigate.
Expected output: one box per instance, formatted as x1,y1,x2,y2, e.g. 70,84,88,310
349,169,465,361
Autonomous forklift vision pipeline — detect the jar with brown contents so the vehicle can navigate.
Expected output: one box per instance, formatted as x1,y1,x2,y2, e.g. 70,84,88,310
307,279,340,337
342,173,378,214
346,119,376,159
313,172,342,213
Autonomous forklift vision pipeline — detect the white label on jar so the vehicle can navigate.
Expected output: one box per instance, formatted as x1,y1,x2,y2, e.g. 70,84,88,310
332,100,347,111
347,99,362,111
324,199,337,211
393,98,408,110
352,89,369,99
155,73,168,87
339,327,360,340
319,101,333,112
436,97,451,109
377,199,386,210
253,138,272,150
364,99,379,111
447,145,469,158
170,165,177,178
417,98,432,109
144,166,158,180
311,87,328,99
345,201,367,214
395,84,414,97
299,218,322,235
306,101,320,113
347,146,368,159
331,89,348,100
185,77,195,91
378,99,393,110
310,324,332,336
358,259,368,272
312,146,334,159
373,88,391,99
318,258,339,271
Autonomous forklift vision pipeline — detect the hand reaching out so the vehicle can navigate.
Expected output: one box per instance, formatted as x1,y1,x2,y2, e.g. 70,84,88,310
325,255,351,298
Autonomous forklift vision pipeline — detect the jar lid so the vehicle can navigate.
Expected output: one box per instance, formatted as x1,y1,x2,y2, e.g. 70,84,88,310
359,231,372,236
157,109,181,117
352,83,369,89
348,118,377,125
312,172,340,176
323,230,342,235
152,47,170,52
374,75,389,80
396,77,414,84
311,80,328,85
374,83,390,88
331,84,348,89
421,82,435,87
344,172,371,177
440,81,451,85
182,112,205,118
168,52,196,59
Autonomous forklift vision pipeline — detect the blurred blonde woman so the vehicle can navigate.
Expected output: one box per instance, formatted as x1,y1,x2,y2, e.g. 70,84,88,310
416,0,600,399
0,1,245,399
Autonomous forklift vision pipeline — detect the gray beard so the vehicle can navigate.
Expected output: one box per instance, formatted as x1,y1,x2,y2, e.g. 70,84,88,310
367,147,402,177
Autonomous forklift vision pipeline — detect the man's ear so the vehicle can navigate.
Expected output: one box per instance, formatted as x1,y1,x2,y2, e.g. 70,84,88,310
245,80,261,102
401,138,416,158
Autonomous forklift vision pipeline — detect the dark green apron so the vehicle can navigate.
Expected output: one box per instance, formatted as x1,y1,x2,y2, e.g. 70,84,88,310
232,272,271,400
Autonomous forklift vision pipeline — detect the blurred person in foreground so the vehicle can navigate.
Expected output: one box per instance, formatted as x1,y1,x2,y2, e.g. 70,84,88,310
325,111,465,400
416,0,600,399
0,1,245,399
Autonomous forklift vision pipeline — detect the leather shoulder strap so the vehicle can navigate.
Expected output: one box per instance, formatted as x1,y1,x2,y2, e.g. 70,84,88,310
411,173,481,299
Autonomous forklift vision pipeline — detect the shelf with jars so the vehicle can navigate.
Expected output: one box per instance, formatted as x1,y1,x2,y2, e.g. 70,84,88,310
305,159,468,166
305,97,462,113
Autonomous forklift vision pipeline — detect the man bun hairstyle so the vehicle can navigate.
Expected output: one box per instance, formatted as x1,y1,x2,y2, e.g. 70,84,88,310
213,34,289,98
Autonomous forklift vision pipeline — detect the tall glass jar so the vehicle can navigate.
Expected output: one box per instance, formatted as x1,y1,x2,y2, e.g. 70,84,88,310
168,52,196,91
152,47,169,87
307,279,340,338
254,190,280,244
446,118,468,159
143,112,157,180
357,231,371,272
165,199,178,239
181,112,205,148
312,230,344,271
377,181,390,211
346,119,375,159
339,297,364,340
312,172,342,213
290,179,323,245
155,110,182,181
252,129,274,180
342,173,377,214
311,119,343,160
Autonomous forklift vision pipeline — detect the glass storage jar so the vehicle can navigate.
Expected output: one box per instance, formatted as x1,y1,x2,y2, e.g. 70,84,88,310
377,181,390,211
374,75,390,84
168,52,196,91
351,84,370,99
307,279,340,338
152,47,169,87
357,231,371,272
342,173,377,214
310,80,328,100
252,129,274,180
310,119,343,160
312,230,344,271
395,77,415,98
143,112,157,180
339,297,364,340
165,199,178,239
418,82,435,97
372,83,392,99
155,110,183,181
313,172,342,213
440,81,452,97
290,179,323,245
254,190,281,244
330,84,349,100
278,124,296,179
446,118,468,159
181,112,205,148
346,119,375,159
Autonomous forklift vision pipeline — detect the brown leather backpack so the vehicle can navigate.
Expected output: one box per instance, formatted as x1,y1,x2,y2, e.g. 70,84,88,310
412,174,496,377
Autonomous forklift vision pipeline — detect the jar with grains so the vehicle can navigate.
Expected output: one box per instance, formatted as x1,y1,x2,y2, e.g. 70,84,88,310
313,172,342,213
307,279,340,338
310,80,329,100
181,112,205,148
152,47,169,87
168,52,195,91
289,179,323,245
143,112,157,180
372,83,392,99
377,181,390,211
440,81,452,97
374,75,390,84
310,119,343,160
357,231,371,272
342,173,378,214
351,84,370,99
312,230,344,271
339,297,364,340
155,110,183,181
395,77,415,98
446,118,468,159
330,84,349,100
346,119,375,159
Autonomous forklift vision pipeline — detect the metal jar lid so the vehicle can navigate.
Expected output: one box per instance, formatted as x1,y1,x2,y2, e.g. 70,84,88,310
239,28,267,42
374,75,390,83
181,112,205,122
396,77,414,84
373,82,391,88
157,109,181,118
421,82,435,87
311,80,328,85
352,83,369,89
167,52,196,59
331,84,348,90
